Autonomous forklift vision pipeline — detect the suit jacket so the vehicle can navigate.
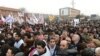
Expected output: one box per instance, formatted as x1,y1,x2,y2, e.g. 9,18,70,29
48,45,59,56
56,48,68,56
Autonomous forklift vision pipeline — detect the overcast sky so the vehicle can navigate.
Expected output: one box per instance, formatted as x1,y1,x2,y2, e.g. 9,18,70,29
0,0,100,15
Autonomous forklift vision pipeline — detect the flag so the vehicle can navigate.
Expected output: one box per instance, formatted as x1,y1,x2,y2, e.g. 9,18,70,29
26,17,34,25
32,14,38,24
6,14,14,29
38,14,44,24
1,15,5,22
5,14,14,23
49,15,55,21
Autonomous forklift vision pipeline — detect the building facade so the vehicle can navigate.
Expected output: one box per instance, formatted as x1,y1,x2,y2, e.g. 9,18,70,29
0,6,20,17
59,7,80,20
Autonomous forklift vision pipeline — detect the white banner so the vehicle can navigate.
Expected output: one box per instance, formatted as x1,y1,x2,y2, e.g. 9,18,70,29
38,14,44,24
73,19,80,27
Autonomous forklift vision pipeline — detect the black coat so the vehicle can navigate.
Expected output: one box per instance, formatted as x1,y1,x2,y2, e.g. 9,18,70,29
55,48,78,56
56,48,68,56
48,45,59,56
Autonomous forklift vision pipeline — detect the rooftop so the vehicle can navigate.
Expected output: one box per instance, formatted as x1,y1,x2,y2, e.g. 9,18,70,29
0,6,20,12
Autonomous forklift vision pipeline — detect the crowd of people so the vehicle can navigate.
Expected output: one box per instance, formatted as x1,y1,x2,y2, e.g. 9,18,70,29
0,15,100,56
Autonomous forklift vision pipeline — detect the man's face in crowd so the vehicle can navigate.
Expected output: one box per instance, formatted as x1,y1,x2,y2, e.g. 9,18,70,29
49,39,56,48
95,48,100,56
96,54,100,56
36,45,45,54
72,34,80,43
24,36,29,41
53,35,59,43
62,31,68,37
60,40,68,50
14,34,20,41
66,37,71,44
6,49,14,56
83,28,88,33
7,34,12,38
86,42,96,48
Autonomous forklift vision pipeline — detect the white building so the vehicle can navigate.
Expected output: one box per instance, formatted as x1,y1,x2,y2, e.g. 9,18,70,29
59,7,80,19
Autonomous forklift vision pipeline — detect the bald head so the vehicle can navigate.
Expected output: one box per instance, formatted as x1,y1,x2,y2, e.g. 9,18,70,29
60,40,68,45
95,47,100,56
72,34,80,42
60,40,68,50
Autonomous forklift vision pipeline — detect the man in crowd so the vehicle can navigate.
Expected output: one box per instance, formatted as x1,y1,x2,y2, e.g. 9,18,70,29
48,38,59,56
95,47,100,56
14,32,24,52
56,40,69,56
31,40,51,56
81,48,95,56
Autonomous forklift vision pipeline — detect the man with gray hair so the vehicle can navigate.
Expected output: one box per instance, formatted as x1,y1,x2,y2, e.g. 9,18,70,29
95,47,100,56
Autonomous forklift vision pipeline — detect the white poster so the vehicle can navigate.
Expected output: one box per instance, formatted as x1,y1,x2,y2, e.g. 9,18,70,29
74,19,80,27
